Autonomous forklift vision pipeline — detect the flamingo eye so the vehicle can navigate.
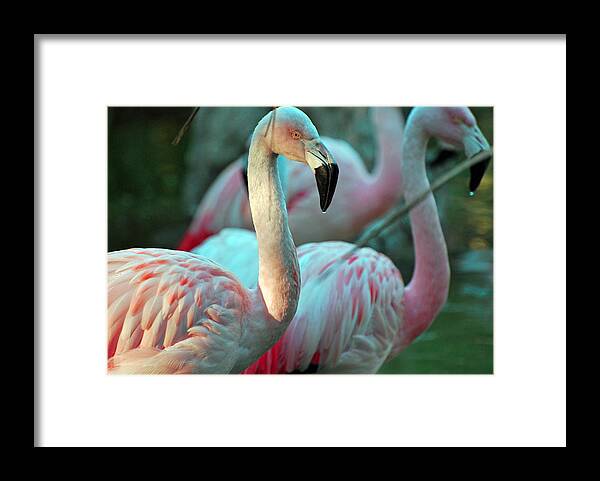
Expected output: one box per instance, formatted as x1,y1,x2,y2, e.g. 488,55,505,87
291,130,301,140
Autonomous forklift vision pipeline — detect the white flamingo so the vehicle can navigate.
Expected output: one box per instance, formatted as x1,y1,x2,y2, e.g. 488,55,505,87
193,107,491,373
107,107,338,374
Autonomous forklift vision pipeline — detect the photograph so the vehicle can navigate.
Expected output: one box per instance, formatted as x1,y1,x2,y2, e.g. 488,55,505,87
108,106,493,374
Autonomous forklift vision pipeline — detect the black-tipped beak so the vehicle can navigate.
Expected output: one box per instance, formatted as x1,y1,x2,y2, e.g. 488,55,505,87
462,124,492,194
314,162,339,212
469,156,491,193
305,140,338,212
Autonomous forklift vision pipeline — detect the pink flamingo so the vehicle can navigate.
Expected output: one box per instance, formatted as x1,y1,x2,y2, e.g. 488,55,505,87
107,107,338,374
177,107,404,250
193,107,491,373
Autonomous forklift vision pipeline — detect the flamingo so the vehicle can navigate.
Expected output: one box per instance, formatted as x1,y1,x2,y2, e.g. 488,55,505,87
177,107,404,250
107,107,339,374
192,107,491,373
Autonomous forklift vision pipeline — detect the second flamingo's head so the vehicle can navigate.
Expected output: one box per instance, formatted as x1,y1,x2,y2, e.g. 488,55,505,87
254,106,339,212
413,107,492,193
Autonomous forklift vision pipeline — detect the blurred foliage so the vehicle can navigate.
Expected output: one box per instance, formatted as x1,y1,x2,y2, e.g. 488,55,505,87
108,106,493,374
108,107,193,250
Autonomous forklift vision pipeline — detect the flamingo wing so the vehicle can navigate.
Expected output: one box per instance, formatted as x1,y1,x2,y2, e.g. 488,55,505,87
107,248,251,374
244,242,405,374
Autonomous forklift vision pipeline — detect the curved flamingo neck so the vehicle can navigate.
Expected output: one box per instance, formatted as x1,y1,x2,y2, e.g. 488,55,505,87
366,110,405,219
401,116,450,346
247,135,300,324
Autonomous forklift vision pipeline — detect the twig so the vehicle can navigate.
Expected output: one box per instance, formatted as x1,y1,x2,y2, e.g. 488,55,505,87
171,107,200,146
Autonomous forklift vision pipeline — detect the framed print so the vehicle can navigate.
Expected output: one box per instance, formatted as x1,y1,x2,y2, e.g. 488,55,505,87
35,34,566,447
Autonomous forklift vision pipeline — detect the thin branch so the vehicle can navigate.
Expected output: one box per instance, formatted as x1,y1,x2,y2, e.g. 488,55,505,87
171,107,200,146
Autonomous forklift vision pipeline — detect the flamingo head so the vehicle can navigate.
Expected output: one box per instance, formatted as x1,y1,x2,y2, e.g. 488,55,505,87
254,106,339,212
414,107,492,193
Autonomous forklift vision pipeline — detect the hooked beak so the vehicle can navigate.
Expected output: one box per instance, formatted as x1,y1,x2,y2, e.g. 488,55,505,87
304,139,339,212
462,124,492,193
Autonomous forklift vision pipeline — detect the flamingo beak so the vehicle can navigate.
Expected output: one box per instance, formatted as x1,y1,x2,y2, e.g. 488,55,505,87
304,139,339,212
462,124,492,193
